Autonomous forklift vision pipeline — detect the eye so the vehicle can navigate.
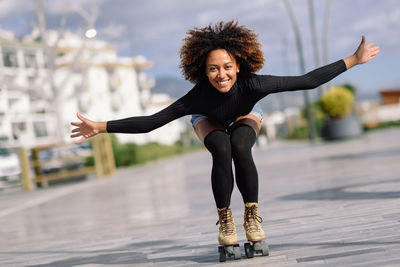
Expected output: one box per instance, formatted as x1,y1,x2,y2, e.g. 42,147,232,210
209,67,216,72
225,65,232,69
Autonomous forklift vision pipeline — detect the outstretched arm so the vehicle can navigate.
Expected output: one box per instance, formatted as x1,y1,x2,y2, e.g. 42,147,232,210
70,91,196,144
251,36,380,97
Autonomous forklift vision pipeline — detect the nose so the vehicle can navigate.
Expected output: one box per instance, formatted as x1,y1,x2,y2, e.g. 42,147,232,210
217,69,227,79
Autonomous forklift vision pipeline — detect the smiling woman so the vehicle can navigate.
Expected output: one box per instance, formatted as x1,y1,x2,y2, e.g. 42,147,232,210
70,20,379,261
205,49,239,93
179,21,264,84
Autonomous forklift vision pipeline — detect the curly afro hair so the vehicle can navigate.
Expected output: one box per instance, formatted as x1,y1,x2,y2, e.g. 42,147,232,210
179,20,265,84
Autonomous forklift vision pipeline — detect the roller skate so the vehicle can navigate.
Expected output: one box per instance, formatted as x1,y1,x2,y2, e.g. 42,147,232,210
243,202,269,258
216,206,241,262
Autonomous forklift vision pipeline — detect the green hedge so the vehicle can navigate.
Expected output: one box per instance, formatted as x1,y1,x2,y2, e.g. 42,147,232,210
364,120,400,131
85,134,201,168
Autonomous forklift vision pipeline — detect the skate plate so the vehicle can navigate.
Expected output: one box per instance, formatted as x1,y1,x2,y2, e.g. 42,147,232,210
244,240,269,258
218,244,241,262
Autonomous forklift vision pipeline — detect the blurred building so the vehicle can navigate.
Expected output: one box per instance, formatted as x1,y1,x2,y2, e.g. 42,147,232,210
355,89,400,127
0,29,57,147
0,29,184,148
380,89,400,105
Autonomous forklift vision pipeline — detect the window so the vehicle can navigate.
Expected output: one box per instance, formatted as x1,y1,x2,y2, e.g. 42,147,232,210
8,98,18,108
24,51,37,68
33,121,48,138
2,49,18,68
12,122,26,140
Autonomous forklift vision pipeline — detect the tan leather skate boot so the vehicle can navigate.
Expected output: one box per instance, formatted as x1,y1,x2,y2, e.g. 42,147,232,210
216,206,238,245
243,202,265,242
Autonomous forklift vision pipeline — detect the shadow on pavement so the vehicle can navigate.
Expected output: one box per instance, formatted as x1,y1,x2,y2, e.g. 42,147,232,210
17,239,400,266
270,241,399,263
279,178,400,201
312,148,400,162
23,240,217,266
270,240,400,250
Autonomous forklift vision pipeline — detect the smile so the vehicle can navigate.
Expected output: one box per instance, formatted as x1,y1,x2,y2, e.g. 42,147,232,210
217,80,230,86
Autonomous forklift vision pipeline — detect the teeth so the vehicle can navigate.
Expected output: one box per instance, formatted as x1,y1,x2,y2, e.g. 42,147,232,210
217,80,229,85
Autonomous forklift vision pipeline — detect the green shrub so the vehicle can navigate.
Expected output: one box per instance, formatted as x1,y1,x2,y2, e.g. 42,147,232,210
108,134,201,167
341,83,357,96
321,87,354,118
364,120,400,131
301,101,325,120
286,125,308,140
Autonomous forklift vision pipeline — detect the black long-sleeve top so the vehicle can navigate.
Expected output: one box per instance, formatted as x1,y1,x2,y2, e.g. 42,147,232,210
107,59,347,133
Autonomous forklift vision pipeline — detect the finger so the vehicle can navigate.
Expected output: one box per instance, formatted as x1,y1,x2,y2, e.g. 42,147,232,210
70,133,81,138
370,52,379,57
370,47,380,54
71,122,82,127
76,137,86,145
77,112,87,122
71,128,81,133
360,35,365,45
370,46,380,52
366,42,374,48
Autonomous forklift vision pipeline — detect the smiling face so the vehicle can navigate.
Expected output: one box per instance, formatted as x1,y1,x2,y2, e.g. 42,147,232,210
205,49,240,93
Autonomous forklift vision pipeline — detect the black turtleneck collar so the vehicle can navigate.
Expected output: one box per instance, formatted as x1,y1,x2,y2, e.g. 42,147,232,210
205,80,238,97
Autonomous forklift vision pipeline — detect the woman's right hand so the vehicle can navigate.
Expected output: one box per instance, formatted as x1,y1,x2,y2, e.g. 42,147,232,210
70,113,107,144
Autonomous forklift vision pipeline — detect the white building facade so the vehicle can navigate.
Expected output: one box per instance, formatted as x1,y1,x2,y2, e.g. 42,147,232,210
0,29,184,148
0,31,57,147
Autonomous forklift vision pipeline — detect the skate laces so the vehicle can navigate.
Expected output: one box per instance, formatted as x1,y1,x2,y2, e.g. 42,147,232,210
216,207,235,236
245,205,263,233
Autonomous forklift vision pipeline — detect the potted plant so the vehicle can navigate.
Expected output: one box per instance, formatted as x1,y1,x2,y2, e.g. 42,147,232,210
320,86,363,140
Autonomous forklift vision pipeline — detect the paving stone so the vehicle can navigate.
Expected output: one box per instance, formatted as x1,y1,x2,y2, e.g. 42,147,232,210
1,128,400,266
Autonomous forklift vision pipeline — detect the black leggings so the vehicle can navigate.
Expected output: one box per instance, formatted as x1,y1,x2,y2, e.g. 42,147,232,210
204,125,258,208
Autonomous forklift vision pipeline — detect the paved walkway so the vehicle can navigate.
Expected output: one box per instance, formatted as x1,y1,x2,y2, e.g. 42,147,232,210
1,128,400,266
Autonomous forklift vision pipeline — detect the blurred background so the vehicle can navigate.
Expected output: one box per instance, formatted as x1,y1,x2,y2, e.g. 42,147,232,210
0,0,399,189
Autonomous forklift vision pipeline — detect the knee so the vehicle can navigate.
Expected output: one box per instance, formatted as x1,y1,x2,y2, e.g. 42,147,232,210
231,138,249,156
231,126,256,156
204,130,231,157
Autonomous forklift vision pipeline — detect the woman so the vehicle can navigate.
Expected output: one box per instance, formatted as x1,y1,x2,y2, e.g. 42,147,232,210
70,21,379,255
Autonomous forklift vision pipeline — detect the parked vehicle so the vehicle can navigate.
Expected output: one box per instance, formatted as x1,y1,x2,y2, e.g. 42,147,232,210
0,147,21,187
32,144,92,185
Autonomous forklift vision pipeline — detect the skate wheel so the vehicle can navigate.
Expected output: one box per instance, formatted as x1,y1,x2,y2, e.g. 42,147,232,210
218,244,241,261
259,241,269,256
233,245,241,260
261,246,269,256
218,246,226,262
244,242,254,258
253,240,269,256
261,243,269,256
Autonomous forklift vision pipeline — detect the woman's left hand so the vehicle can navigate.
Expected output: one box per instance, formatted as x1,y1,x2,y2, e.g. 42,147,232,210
353,35,380,64
344,35,380,69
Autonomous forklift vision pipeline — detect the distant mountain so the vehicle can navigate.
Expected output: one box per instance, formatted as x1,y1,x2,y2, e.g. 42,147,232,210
153,76,193,99
355,91,380,102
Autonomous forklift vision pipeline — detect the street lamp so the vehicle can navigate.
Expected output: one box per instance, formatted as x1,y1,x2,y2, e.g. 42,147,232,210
85,28,97,39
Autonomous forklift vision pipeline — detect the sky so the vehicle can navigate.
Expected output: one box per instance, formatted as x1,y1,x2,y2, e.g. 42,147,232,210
0,0,399,95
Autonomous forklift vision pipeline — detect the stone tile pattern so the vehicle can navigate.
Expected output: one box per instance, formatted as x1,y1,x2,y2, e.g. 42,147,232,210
1,128,400,266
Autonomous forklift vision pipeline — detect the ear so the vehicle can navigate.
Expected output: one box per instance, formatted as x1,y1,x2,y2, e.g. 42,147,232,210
236,62,240,73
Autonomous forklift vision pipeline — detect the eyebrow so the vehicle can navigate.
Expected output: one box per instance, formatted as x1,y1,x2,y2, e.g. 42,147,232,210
207,62,233,67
